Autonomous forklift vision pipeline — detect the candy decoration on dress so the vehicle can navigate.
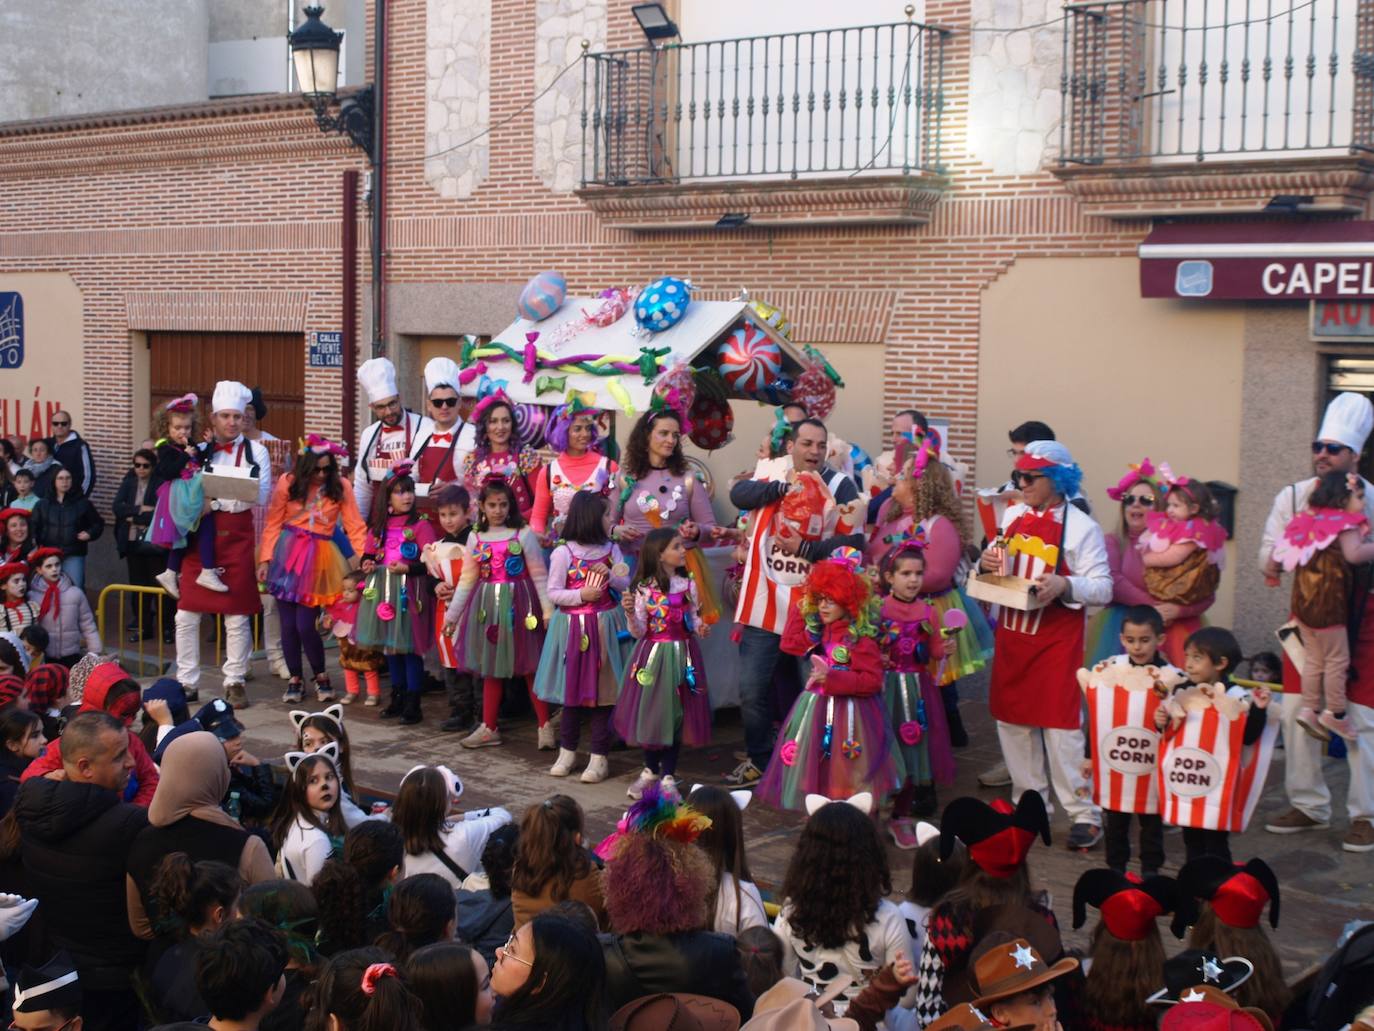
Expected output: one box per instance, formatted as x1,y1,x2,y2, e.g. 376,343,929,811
513,404,549,449
716,322,782,393
792,363,836,420
634,277,693,334
841,737,862,760
780,740,798,766
524,613,539,630
687,395,733,450
376,603,395,622
517,270,567,322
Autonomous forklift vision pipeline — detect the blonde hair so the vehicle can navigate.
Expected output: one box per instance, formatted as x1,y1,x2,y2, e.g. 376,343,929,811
903,459,967,545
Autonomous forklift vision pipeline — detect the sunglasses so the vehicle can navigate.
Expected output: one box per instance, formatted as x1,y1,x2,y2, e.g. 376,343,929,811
1013,471,1044,487
1121,493,1155,507
498,931,532,968
1313,441,1351,456
431,397,459,408
132,462,152,469
50,420,70,427
315,464,335,473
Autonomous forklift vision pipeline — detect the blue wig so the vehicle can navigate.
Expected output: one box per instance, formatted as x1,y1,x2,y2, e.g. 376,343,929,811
1043,462,1083,501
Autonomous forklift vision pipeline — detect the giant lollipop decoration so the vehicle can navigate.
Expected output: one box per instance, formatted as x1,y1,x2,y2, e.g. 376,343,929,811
716,322,782,394
634,277,692,334
792,363,836,420
513,403,549,449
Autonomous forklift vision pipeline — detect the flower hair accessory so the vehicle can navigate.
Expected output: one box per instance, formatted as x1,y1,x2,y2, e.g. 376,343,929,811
298,433,349,460
1106,458,1158,501
826,546,865,573
385,459,415,481
649,385,694,432
360,962,397,996
165,392,198,413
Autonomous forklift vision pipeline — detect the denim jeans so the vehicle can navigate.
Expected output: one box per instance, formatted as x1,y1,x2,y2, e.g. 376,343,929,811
61,555,85,590
738,625,795,769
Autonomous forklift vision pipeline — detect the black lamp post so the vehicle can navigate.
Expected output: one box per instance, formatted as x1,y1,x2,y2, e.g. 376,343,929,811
290,3,384,361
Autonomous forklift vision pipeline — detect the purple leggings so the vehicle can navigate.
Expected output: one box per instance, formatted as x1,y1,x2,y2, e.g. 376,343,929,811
167,514,217,573
559,706,614,754
277,598,326,678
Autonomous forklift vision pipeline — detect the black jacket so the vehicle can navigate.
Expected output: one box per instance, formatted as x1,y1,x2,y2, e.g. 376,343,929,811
601,930,754,1019
0,749,26,821
16,777,148,990
31,494,105,557
112,471,157,559
456,889,514,968
52,432,95,497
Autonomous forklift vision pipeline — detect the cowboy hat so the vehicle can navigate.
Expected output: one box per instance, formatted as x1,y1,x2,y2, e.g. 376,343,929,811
610,993,741,1031
969,936,1078,1009
1146,950,1254,1005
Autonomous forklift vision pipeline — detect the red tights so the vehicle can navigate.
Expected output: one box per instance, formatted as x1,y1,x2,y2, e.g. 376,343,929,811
482,676,549,731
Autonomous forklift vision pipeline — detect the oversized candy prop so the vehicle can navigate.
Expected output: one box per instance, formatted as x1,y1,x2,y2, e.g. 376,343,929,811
716,322,782,393
634,277,692,333
792,363,836,420
517,271,566,322
687,395,733,451
513,403,549,449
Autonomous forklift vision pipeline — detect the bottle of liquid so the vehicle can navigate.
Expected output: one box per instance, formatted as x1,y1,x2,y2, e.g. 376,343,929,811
226,790,242,822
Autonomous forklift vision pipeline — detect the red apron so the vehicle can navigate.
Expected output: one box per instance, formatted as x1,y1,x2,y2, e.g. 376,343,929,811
988,507,1084,730
179,509,262,617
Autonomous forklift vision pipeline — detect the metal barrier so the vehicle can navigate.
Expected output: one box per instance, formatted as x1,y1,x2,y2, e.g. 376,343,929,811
95,583,263,678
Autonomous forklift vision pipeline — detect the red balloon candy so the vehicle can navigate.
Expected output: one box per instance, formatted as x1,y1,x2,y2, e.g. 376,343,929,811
687,395,734,451
791,365,836,421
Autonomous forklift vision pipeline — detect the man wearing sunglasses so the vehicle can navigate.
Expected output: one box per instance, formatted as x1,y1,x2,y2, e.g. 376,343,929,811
49,411,94,499
410,356,476,501
1260,390,1374,851
353,357,433,517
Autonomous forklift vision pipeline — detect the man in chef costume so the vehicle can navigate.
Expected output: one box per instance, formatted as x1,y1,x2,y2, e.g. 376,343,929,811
1260,390,1374,852
408,356,476,500
979,439,1112,850
175,380,271,709
353,357,432,518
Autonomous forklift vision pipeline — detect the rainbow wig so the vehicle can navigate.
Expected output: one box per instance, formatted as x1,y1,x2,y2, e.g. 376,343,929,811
798,560,877,638
599,782,715,935
545,405,606,454
1044,461,1083,502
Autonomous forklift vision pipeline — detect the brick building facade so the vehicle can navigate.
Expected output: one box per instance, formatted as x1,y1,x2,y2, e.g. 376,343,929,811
3,0,1373,645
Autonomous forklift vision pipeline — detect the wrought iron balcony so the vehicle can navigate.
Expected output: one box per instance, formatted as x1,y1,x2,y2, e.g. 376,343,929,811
1059,0,1373,165
580,21,949,188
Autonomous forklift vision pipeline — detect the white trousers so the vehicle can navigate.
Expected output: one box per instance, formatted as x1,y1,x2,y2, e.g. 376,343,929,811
1284,691,1374,824
260,593,283,665
996,720,1100,826
175,608,253,687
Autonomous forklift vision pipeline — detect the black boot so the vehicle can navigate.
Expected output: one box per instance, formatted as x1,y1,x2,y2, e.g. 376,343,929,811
401,691,423,725
380,687,405,718
912,783,938,819
942,681,969,748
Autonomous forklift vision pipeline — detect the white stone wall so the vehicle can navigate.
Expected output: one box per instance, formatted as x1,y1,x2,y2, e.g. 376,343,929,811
965,0,1063,175
426,0,491,200
533,0,607,192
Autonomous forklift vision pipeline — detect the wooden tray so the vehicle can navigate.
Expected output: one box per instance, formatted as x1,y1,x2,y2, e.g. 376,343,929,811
964,570,1048,612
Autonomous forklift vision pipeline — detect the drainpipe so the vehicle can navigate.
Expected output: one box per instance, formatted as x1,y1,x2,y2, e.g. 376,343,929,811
343,169,360,447
371,0,386,359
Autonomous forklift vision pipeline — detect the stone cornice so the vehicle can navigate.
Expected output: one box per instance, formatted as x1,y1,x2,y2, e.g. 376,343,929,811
575,173,949,230
1052,154,1374,218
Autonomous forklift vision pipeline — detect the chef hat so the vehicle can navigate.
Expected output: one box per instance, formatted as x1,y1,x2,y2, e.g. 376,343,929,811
1316,391,1374,452
424,357,462,396
357,357,399,405
210,380,252,415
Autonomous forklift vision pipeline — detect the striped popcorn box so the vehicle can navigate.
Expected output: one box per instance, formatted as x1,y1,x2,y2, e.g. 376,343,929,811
1079,660,1183,815
1157,685,1270,832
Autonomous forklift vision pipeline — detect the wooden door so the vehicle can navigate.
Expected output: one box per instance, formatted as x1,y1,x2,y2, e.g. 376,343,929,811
147,332,305,447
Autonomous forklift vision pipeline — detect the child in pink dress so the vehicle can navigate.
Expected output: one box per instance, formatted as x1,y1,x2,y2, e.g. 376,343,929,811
1139,473,1226,609
1270,469,1374,741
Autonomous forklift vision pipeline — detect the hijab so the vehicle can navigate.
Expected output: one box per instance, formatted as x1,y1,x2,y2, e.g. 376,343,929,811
148,730,239,830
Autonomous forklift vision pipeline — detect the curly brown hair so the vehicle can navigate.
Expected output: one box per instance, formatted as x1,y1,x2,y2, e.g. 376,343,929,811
900,458,967,545
622,411,686,480
780,802,891,950
1080,920,1165,1030
152,400,202,445
1189,904,1290,1023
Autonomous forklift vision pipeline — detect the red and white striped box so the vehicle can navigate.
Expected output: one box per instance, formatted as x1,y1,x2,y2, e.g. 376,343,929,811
1080,661,1181,815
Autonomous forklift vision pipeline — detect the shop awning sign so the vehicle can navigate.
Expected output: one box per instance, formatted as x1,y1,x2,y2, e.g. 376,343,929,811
1140,222,1374,300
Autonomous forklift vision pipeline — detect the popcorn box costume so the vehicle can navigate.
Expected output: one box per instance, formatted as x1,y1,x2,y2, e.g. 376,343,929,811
612,574,711,749
355,515,439,653
757,620,902,811
534,541,630,708
427,540,466,669
448,527,549,677
1139,509,1226,606
879,594,955,786
1080,660,1184,814
1157,686,1278,832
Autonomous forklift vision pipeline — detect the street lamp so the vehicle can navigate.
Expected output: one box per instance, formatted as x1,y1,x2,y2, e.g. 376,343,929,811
289,5,375,160
631,3,680,44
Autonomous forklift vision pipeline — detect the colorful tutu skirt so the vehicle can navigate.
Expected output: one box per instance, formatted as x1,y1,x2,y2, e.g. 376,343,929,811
884,670,956,787
756,689,903,811
454,578,545,678
612,635,711,749
925,585,993,685
149,475,205,550
355,570,436,654
534,604,630,708
265,525,349,608
1085,603,1202,668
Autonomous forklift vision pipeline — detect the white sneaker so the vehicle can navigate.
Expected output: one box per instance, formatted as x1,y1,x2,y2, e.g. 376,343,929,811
549,748,578,777
155,568,180,599
196,567,230,593
270,659,292,681
627,767,658,800
537,722,557,751
978,761,1012,788
363,695,379,707
580,754,609,784
461,724,502,749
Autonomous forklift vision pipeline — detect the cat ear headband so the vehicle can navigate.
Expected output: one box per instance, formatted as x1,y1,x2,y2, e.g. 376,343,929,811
401,763,464,803
289,705,344,735
804,791,873,816
284,740,340,776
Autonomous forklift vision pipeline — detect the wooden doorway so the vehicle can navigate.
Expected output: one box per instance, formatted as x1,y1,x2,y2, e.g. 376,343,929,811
147,332,305,446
